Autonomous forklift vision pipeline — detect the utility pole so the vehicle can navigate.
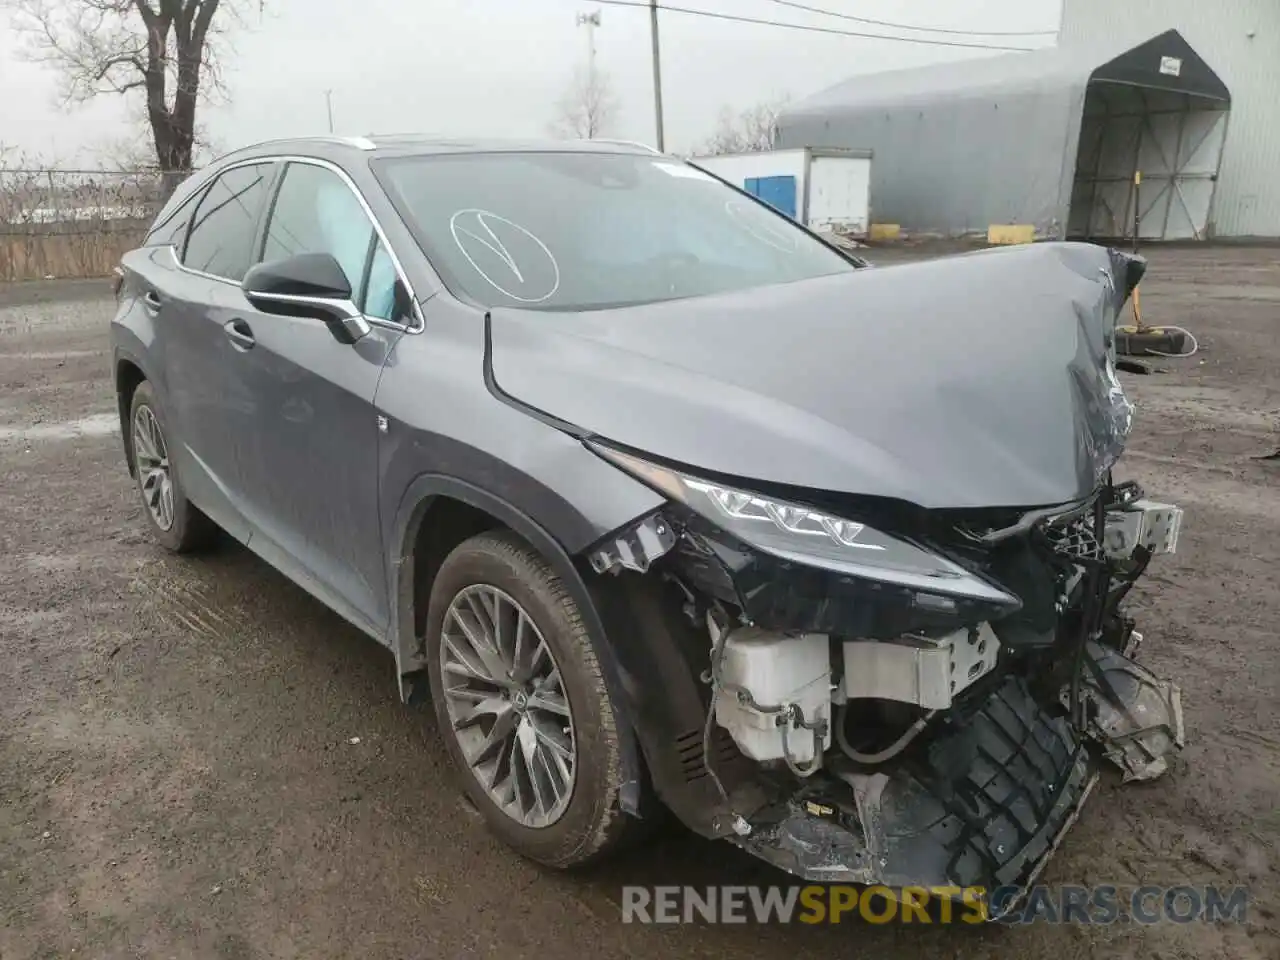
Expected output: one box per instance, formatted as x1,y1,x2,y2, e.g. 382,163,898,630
324,89,335,133
576,9,601,85
648,0,665,152
574,9,603,139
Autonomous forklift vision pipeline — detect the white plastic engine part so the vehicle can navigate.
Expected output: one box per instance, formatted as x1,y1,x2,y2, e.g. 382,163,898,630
714,628,832,763
1103,499,1183,559
842,624,999,710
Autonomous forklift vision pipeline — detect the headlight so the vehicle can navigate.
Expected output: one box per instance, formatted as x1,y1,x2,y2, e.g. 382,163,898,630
592,445,1017,606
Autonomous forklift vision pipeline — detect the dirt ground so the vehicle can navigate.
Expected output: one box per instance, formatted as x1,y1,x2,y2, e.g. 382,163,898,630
1,246,1276,959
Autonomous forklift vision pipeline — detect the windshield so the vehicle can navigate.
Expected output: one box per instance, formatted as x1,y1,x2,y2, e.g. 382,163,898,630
374,151,857,311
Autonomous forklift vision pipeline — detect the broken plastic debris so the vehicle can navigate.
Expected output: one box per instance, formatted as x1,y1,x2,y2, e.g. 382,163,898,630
1064,641,1185,782
588,512,676,575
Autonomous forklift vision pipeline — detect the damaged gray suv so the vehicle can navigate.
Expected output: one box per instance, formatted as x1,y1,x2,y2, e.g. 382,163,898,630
112,135,1185,910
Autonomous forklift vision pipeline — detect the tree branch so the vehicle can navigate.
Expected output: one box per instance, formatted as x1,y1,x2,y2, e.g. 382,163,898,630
698,97,790,156
9,0,252,178
550,64,619,141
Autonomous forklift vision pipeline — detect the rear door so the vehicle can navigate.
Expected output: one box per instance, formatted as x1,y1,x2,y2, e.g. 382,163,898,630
152,160,279,541
229,159,411,635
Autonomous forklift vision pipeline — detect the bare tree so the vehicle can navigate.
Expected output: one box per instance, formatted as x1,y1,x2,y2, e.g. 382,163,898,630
96,106,224,173
699,96,790,156
9,0,257,192
550,64,619,140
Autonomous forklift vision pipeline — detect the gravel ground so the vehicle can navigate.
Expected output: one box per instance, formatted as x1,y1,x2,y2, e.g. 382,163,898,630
1,247,1277,959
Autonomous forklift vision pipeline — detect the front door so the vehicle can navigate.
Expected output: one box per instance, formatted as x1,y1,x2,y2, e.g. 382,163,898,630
230,160,412,635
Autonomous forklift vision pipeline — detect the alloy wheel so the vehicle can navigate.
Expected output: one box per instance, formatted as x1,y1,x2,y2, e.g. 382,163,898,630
132,404,174,532
439,584,577,828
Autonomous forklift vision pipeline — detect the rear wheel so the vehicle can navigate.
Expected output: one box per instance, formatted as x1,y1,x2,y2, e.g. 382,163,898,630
424,531,637,867
127,381,216,553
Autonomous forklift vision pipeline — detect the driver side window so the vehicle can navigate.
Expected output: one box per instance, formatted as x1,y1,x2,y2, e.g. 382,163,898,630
260,162,408,324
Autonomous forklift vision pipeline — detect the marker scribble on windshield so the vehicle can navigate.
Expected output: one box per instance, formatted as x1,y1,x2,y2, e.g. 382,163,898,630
449,209,560,303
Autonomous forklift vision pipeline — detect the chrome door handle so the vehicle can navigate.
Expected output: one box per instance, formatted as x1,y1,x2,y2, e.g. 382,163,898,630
224,319,256,351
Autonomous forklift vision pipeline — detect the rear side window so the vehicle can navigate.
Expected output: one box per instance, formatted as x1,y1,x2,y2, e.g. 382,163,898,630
183,163,273,281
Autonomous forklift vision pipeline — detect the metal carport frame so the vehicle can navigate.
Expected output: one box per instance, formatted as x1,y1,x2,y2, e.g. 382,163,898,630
1069,31,1231,241
777,28,1231,241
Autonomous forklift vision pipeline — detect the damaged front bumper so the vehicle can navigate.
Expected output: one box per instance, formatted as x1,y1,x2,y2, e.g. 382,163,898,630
591,566,1186,907
732,677,1096,899
1068,640,1185,782
583,463,1186,906
726,640,1183,914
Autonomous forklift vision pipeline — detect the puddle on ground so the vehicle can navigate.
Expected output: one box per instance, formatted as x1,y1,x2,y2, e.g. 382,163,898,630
0,411,119,442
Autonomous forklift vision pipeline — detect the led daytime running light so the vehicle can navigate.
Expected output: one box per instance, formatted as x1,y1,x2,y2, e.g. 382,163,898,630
685,479,883,550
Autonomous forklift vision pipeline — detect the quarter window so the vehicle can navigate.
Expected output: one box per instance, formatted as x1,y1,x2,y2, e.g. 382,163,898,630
364,240,400,322
182,163,273,281
146,187,202,249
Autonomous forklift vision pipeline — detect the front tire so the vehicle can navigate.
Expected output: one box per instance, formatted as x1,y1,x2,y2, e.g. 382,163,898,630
424,531,636,867
127,381,216,553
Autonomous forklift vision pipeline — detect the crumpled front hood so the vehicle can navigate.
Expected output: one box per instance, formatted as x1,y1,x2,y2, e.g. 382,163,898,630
486,242,1141,510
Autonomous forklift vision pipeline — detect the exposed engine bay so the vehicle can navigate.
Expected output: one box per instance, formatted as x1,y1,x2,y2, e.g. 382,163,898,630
586,464,1185,909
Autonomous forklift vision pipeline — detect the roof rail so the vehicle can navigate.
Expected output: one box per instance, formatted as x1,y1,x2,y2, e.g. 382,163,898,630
587,138,663,155
232,134,377,153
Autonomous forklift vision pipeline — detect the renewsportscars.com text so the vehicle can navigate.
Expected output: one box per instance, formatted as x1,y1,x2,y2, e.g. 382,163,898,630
621,884,1250,925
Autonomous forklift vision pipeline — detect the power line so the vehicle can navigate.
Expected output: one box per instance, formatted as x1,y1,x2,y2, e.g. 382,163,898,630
590,0,1038,52
761,0,1058,38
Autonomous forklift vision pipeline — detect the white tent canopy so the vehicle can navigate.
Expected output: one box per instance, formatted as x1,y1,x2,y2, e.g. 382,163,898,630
778,30,1231,240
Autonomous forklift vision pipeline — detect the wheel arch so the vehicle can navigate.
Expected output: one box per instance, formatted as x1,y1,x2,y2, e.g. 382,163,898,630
115,354,149,477
388,473,646,815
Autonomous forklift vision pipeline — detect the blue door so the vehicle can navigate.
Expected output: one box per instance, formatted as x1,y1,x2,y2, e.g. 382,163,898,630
744,175,798,219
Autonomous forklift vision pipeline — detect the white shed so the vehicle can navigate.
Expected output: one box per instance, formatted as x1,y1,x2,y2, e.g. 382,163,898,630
689,147,873,238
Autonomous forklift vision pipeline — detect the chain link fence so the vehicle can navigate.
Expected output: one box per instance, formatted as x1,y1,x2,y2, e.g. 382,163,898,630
0,168,172,282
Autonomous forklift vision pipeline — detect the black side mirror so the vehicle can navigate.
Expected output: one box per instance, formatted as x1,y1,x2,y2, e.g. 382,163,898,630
241,253,371,344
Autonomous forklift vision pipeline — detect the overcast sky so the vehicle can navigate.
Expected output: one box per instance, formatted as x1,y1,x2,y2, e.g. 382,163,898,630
1,0,1062,164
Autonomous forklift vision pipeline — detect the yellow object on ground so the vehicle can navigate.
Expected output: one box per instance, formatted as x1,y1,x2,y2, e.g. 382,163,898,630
987,224,1035,245
869,223,902,241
